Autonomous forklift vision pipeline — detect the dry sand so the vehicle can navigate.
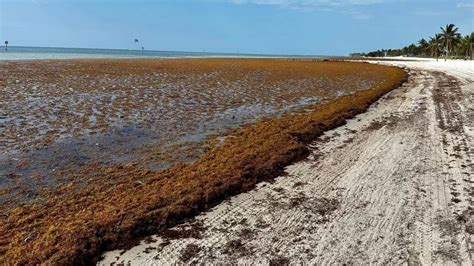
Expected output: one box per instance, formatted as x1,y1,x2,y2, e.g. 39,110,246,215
99,59,473,265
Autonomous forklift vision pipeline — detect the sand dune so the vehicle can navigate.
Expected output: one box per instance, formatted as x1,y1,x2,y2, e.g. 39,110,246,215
100,59,473,265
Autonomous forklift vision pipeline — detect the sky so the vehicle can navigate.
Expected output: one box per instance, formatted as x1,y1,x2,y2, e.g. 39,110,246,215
0,0,473,55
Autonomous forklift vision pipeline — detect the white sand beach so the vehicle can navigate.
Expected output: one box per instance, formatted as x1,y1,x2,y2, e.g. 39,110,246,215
99,59,474,265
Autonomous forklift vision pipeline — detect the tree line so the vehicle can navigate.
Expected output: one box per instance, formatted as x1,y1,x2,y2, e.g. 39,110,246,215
352,24,473,60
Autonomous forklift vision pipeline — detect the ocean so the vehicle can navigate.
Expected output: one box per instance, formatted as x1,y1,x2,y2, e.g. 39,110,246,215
0,46,328,60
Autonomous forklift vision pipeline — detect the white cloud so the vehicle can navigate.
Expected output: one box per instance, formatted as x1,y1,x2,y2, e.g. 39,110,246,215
227,0,399,10
457,2,474,9
413,9,453,17
222,0,403,18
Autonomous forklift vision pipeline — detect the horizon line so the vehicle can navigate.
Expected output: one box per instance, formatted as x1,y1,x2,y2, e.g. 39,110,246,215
2,45,338,58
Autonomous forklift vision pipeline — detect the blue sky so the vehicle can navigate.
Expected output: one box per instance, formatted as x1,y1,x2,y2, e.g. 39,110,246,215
0,0,473,55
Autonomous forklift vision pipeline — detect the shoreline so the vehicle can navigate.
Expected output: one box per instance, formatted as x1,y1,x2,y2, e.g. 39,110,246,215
0,59,407,264
0,46,336,61
100,59,474,265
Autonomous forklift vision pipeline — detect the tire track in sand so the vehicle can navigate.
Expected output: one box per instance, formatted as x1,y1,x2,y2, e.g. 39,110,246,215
99,64,473,265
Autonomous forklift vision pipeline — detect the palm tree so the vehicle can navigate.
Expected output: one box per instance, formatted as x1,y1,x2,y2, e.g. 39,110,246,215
4,40,8,51
428,34,441,61
460,33,474,60
457,35,470,58
418,38,429,56
407,43,418,56
470,33,474,60
439,24,461,60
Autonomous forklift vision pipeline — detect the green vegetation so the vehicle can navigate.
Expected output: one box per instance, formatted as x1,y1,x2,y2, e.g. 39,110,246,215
353,24,473,60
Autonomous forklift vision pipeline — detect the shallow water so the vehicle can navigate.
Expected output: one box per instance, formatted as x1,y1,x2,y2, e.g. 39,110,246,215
0,98,322,205
0,46,328,60
0,59,380,206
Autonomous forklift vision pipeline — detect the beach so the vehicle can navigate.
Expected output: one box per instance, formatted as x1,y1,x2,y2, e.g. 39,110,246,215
98,59,473,265
2,0,472,264
0,58,406,263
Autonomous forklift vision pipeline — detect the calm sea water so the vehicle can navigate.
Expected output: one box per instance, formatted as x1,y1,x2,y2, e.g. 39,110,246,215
0,46,328,60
